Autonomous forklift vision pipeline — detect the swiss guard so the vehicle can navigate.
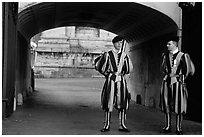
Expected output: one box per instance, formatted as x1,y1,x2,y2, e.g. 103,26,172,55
160,36,195,135
95,36,133,132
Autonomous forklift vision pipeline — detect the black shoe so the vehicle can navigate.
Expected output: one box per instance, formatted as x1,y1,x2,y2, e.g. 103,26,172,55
160,127,171,133
175,129,183,135
119,128,130,132
101,127,110,132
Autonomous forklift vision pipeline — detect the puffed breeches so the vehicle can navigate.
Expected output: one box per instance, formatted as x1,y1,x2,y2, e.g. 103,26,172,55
160,81,188,114
101,77,130,112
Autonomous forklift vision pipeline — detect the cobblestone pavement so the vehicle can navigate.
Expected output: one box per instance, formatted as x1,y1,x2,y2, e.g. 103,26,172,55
2,78,202,135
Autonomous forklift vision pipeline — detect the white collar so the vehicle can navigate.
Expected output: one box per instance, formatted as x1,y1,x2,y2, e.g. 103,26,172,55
112,49,120,54
171,48,179,54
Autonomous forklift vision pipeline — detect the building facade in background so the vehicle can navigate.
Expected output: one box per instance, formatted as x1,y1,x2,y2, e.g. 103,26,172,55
32,26,116,78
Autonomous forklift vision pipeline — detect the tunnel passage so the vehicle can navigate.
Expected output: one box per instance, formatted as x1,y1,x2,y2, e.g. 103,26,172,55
18,2,178,43
17,2,178,111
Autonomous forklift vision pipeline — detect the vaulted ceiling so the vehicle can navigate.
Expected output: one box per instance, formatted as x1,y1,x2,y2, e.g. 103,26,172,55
18,2,178,46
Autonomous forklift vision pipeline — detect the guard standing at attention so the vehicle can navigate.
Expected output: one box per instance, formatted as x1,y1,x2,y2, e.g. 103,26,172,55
160,36,195,135
95,36,133,132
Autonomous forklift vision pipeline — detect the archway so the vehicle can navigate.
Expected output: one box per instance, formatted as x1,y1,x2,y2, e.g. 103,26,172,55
16,2,178,114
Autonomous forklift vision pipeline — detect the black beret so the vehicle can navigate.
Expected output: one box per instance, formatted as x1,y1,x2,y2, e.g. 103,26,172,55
112,36,123,43
169,36,179,42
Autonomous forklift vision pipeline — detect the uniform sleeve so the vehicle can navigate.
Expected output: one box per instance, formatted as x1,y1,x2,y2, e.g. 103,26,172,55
122,55,133,74
94,52,110,76
183,53,195,77
180,54,187,77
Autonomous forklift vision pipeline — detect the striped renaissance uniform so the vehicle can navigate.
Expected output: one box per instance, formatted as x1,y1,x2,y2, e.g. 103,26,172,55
95,50,133,112
160,51,194,114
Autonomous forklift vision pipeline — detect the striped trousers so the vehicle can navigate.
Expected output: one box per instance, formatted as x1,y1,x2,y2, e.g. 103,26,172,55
160,81,188,114
101,74,130,112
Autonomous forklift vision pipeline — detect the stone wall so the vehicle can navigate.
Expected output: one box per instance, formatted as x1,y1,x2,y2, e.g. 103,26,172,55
34,67,102,78
33,26,116,78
